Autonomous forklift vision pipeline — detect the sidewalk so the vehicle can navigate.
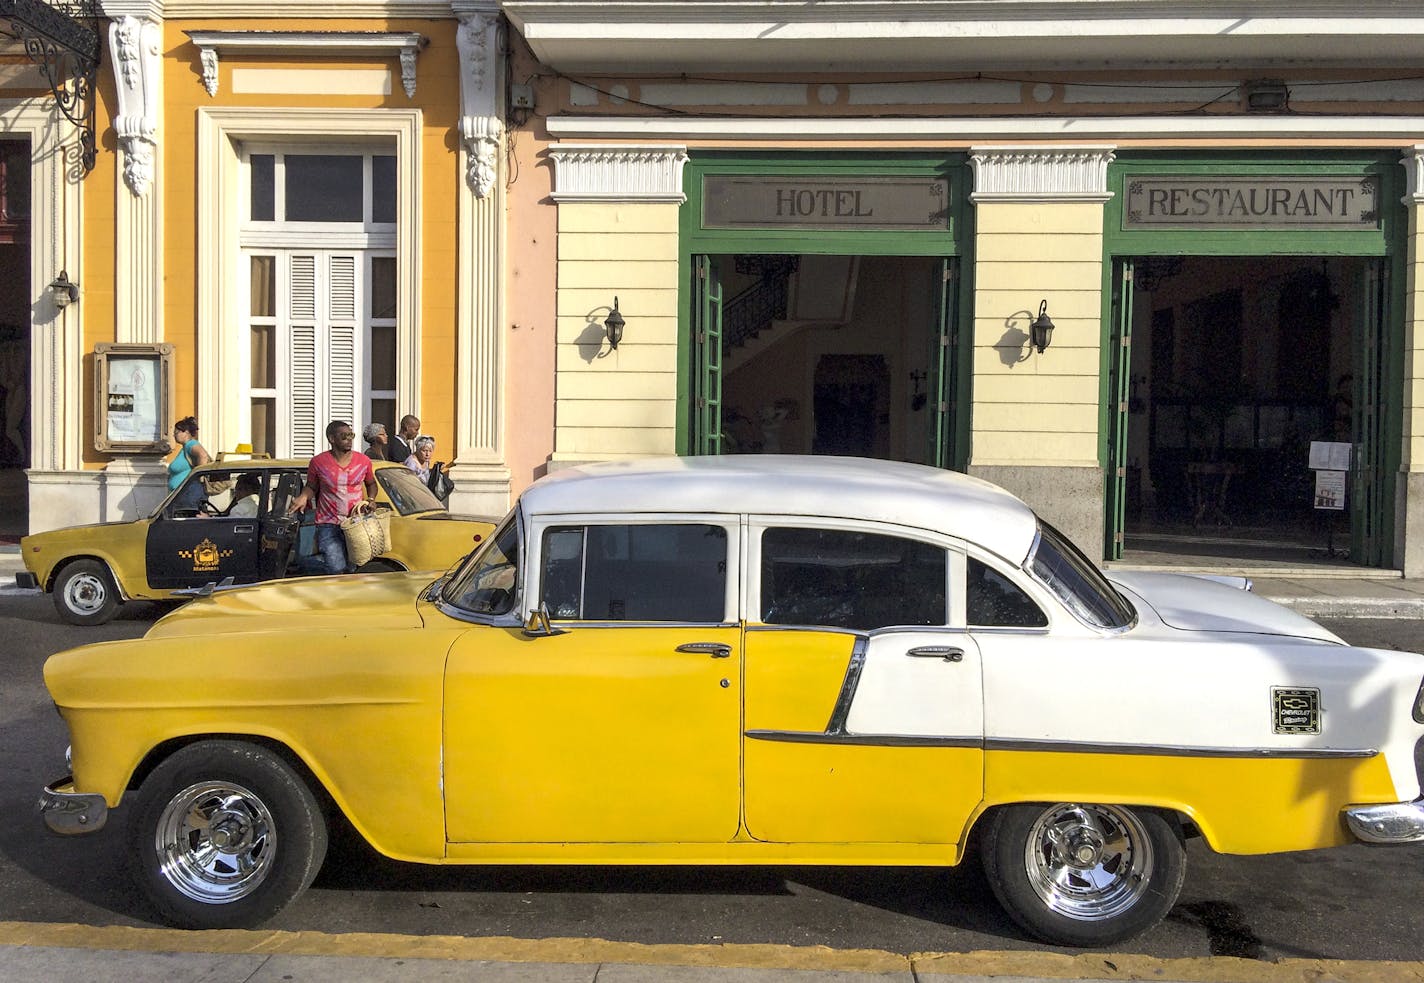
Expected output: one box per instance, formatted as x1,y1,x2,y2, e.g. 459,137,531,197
5,544,1424,619
0,921,1416,983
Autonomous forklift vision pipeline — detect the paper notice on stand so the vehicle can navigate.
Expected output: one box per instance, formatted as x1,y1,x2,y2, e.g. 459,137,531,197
1314,469,1347,510
1309,441,1351,471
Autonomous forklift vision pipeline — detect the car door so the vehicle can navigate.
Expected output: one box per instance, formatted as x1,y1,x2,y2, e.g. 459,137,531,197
258,470,305,579
443,515,743,843
741,521,984,846
145,470,261,589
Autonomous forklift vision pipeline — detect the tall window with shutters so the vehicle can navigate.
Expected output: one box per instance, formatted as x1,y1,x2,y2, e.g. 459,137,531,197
241,149,398,457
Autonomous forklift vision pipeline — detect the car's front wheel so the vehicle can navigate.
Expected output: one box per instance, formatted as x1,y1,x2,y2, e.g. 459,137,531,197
130,740,328,929
981,802,1185,947
53,559,121,626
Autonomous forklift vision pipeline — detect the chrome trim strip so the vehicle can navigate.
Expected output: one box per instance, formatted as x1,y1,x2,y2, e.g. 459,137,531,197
37,778,108,835
825,636,869,735
986,738,1377,759
746,730,980,749
1345,798,1424,843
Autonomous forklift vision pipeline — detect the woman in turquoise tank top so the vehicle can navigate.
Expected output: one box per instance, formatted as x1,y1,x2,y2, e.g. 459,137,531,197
168,416,211,509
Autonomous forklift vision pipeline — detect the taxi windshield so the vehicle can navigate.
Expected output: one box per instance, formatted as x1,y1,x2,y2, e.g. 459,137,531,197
377,467,445,515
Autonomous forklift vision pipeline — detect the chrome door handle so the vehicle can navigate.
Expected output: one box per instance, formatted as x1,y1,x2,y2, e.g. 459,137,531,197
676,642,732,659
907,645,963,662
234,524,255,533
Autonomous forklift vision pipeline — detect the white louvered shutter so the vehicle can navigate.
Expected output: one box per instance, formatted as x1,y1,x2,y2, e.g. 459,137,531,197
327,255,360,429
289,254,320,457
289,324,319,458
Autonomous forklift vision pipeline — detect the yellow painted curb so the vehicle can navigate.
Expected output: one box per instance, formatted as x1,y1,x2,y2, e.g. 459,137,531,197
1,922,1423,982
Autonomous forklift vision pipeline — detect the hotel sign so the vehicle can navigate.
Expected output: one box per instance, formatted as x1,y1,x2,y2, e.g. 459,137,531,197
1124,175,1379,231
702,176,950,232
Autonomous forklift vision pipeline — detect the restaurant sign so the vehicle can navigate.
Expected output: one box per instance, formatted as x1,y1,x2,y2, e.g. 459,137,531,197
702,175,950,232
1124,175,1379,231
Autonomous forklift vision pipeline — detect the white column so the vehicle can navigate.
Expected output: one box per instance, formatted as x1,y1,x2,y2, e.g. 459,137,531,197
105,2,164,343
451,1,510,514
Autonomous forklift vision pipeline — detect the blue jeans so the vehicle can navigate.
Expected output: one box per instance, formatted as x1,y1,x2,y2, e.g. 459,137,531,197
314,523,352,575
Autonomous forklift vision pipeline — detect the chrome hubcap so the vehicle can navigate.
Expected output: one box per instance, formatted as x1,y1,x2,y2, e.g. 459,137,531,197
155,781,276,904
63,573,107,615
1024,804,1153,922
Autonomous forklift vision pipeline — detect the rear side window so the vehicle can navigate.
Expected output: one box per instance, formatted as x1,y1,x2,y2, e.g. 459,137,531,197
760,527,946,631
967,558,1048,628
541,524,728,623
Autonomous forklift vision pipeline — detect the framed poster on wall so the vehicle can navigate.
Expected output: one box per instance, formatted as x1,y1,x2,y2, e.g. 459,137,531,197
93,342,174,453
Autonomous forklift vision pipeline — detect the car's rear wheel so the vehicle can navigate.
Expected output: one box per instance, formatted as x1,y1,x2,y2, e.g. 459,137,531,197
981,802,1185,947
356,558,404,573
130,740,327,929
53,559,121,626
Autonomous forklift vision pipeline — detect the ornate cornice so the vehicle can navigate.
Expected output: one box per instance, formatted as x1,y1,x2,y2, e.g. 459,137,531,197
968,145,1116,203
184,31,428,98
109,14,161,196
455,7,503,199
548,144,689,203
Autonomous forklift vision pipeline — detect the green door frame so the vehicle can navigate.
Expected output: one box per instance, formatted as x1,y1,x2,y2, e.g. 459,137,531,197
1100,152,1407,564
678,152,972,468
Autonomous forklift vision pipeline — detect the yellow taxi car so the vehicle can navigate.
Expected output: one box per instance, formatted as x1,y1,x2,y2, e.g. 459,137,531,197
17,457,494,625
36,456,1424,945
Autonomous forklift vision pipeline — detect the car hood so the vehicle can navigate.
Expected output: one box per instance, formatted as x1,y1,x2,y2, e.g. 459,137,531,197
145,570,433,639
1108,571,1345,645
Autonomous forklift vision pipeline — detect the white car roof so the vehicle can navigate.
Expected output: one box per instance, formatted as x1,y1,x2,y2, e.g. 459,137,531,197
522,455,1040,565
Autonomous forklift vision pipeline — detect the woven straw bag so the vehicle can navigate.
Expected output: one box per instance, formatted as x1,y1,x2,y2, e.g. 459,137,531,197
339,508,392,567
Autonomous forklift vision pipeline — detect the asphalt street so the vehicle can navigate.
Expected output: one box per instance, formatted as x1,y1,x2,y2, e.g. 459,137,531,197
1,587,1422,978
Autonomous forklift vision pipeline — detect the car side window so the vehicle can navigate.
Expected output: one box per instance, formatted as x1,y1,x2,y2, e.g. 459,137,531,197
541,524,728,623
967,557,1048,628
760,527,946,631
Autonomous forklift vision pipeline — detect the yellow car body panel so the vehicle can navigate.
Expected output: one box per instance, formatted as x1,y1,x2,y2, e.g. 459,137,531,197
442,618,743,844
982,747,1397,855
21,518,155,597
46,574,453,861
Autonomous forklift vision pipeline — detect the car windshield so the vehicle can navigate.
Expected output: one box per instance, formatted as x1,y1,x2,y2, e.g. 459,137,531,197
378,467,445,515
1027,519,1135,630
442,511,519,616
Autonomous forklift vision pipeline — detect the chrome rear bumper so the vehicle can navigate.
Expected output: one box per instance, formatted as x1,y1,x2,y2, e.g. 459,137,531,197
1344,798,1424,843
38,778,108,835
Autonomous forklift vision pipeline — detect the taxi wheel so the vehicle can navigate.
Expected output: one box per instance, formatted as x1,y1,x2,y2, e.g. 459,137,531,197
53,560,120,626
130,740,328,930
981,802,1185,947
356,558,404,573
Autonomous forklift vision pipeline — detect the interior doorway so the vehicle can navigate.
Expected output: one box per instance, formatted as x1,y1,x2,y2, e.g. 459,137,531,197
1109,254,1384,567
690,253,957,467
0,139,31,543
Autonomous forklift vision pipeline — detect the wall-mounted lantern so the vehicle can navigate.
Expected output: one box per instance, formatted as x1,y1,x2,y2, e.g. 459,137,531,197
1030,299,1055,354
604,297,625,351
49,270,79,309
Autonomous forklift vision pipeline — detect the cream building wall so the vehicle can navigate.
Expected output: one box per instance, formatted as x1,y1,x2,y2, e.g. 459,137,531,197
548,146,687,466
966,147,1112,557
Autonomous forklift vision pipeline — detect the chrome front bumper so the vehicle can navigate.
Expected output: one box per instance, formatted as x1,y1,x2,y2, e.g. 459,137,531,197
1344,798,1424,843
38,778,108,835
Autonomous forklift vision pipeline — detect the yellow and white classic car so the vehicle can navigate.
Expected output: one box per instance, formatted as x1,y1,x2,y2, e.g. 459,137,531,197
17,458,494,625
37,456,1424,945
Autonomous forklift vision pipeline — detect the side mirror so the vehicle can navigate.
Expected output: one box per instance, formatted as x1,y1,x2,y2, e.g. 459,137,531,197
523,603,567,637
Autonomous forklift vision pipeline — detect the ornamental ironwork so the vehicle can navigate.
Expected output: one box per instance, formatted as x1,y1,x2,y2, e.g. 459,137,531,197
0,0,103,175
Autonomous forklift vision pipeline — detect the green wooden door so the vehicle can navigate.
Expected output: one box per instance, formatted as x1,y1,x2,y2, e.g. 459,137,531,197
1104,259,1135,561
1352,258,1389,565
925,258,958,468
691,255,725,455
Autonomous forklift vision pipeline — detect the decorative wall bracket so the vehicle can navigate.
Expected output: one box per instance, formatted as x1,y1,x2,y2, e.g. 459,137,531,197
455,6,503,199
109,14,160,196
968,145,1117,203
1,0,102,174
184,31,428,99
